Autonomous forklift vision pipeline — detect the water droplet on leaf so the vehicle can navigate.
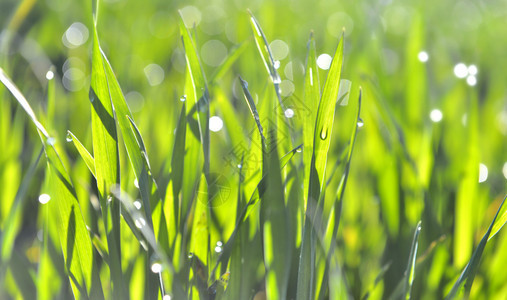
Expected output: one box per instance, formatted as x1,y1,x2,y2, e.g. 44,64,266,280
66,132,73,142
357,118,364,128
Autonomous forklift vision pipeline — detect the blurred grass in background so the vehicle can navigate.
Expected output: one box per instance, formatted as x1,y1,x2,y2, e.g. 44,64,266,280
1,0,507,299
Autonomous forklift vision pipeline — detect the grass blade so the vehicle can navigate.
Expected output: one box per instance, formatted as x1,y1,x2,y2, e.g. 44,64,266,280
1,65,104,300
445,195,507,299
303,32,320,207
90,23,124,299
67,131,96,178
403,221,422,300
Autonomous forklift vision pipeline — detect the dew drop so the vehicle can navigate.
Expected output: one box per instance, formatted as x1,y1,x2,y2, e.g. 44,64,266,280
273,60,281,69
66,132,73,142
133,200,142,210
296,146,302,153
180,95,186,102
89,88,96,103
134,178,139,188
46,137,56,146
357,118,364,128
151,262,162,273
163,295,172,300
320,128,327,140
135,217,146,229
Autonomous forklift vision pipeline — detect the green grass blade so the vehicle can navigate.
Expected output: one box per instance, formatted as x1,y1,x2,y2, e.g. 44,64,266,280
299,32,344,300
0,67,49,138
90,23,124,299
403,221,422,300
67,131,96,178
111,187,187,299
445,195,507,300
0,148,42,263
303,32,320,207
179,15,210,177
247,11,282,102
310,33,344,201
1,65,104,300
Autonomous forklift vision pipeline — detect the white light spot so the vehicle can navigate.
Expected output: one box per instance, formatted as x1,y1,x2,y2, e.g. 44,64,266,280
133,200,142,210
215,246,222,253
269,40,289,61
217,241,223,246
317,54,332,70
468,65,478,75
209,116,223,132
62,22,89,48
46,70,54,80
466,75,477,86
502,162,507,180
454,63,468,78
39,194,51,204
430,109,443,122
273,60,280,69
180,6,202,28
479,163,488,183
144,64,165,86
201,40,227,67
163,295,172,300
418,51,429,62
151,262,162,273
284,108,294,118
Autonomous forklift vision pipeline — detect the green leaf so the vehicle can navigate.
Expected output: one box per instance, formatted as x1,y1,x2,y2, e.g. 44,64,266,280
0,65,104,300
67,131,96,178
90,23,124,299
302,32,320,207
403,221,422,300
445,195,507,299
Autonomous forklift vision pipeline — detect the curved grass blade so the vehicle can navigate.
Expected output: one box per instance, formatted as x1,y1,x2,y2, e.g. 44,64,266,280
67,130,96,178
247,11,283,106
1,65,104,300
403,221,422,300
445,195,507,300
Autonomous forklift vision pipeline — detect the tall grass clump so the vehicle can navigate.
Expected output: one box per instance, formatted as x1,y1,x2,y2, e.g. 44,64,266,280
1,0,507,299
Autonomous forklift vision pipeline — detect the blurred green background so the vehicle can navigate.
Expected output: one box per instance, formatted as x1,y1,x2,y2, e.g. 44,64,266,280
1,0,507,299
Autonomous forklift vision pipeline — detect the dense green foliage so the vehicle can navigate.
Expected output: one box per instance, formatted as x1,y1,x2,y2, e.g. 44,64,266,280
1,0,507,299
